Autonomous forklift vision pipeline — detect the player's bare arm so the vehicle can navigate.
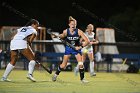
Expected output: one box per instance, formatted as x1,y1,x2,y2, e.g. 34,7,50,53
79,29,90,47
59,29,67,39
75,29,89,50
27,34,36,47
90,39,99,45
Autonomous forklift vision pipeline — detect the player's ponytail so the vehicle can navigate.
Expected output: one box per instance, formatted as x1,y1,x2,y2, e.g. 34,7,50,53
69,16,77,24
25,19,39,26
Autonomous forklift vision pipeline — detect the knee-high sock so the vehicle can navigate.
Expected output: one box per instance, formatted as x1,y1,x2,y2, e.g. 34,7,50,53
55,65,63,75
79,68,84,80
3,63,14,78
28,60,36,75
75,64,79,72
90,61,94,74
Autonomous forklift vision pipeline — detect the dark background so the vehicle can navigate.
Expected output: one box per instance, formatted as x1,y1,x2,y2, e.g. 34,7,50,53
0,0,140,41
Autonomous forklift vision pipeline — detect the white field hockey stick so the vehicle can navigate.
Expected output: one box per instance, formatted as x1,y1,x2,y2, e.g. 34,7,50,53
119,58,127,72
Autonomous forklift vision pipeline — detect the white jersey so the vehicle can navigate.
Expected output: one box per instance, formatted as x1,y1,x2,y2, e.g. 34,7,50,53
13,26,37,40
82,32,95,54
10,26,37,50
85,32,95,42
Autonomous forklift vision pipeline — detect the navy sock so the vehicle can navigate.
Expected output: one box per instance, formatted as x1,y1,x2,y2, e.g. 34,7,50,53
55,66,63,75
79,68,84,80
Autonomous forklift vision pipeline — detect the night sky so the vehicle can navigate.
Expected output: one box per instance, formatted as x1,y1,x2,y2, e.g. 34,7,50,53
0,0,140,37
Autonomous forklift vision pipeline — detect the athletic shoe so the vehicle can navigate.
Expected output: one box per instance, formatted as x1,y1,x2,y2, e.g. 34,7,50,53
81,79,89,83
27,74,36,82
1,77,11,82
52,74,57,82
90,73,96,77
74,67,79,76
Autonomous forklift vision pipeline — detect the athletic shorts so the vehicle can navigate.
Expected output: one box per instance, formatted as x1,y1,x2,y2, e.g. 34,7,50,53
10,40,27,50
65,46,82,55
82,45,93,54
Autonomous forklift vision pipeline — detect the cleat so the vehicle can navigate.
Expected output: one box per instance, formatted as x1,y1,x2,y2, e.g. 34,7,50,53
90,73,96,77
27,74,36,82
74,67,79,76
1,77,11,82
52,74,57,82
81,79,89,83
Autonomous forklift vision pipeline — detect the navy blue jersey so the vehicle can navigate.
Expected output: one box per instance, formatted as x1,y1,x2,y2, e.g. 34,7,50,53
65,28,81,46
64,28,82,55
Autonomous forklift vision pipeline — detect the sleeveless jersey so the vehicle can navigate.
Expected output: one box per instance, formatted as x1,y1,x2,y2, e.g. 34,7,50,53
85,32,95,42
64,28,81,55
81,31,95,54
65,28,80,46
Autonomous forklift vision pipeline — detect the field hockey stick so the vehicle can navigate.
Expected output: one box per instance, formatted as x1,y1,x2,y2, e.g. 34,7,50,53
2,2,52,74
119,58,127,72
28,45,52,74
36,61,52,74
47,29,77,50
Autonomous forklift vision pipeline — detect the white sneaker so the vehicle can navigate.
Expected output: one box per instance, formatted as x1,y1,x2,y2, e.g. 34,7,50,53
27,74,36,82
90,73,96,77
1,77,11,82
81,79,89,83
52,74,57,82
74,67,79,76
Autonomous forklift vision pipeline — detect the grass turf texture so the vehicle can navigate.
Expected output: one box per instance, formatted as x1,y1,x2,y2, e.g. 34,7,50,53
0,70,140,93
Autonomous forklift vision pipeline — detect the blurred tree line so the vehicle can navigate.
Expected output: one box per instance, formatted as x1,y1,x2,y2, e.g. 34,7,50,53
108,7,140,42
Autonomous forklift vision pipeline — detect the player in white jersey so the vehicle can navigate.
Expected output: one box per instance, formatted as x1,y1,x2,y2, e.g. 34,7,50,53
1,19,39,82
74,24,99,76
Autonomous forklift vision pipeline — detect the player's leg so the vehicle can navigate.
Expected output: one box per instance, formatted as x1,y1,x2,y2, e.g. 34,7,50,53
74,63,79,76
75,54,88,83
21,46,36,82
88,52,96,76
52,55,70,81
74,53,87,76
1,50,18,81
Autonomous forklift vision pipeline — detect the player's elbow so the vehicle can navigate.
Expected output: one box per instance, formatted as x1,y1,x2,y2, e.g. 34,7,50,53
85,40,90,46
87,40,90,45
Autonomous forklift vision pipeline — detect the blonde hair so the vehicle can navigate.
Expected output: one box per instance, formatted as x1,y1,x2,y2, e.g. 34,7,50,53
69,16,77,24
86,24,94,32
87,24,94,28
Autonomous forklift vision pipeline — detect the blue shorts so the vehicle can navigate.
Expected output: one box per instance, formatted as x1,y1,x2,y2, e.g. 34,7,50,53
65,46,82,55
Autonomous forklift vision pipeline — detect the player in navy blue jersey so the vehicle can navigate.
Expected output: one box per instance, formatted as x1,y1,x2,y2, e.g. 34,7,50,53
52,16,90,83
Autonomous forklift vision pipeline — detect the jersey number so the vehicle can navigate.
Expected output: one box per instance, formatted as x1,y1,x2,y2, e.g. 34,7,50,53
20,28,27,32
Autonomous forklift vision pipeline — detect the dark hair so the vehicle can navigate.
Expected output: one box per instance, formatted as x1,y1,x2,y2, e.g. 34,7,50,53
25,19,39,26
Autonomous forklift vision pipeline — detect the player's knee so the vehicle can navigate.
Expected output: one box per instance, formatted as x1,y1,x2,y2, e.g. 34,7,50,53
90,59,94,62
10,61,16,66
78,62,84,69
60,63,67,69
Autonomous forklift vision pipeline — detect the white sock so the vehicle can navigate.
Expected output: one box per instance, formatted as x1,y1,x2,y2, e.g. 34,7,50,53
90,61,94,74
75,64,79,71
28,60,36,75
3,63,14,78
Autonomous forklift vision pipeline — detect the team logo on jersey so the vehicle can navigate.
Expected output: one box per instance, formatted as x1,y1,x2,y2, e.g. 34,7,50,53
67,37,79,40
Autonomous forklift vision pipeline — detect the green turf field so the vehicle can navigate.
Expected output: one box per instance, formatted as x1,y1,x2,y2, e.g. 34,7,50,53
0,70,140,93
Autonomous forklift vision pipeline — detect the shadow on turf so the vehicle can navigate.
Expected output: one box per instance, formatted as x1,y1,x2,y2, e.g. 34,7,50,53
39,70,92,86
